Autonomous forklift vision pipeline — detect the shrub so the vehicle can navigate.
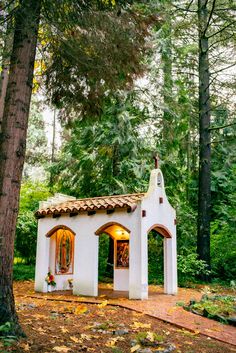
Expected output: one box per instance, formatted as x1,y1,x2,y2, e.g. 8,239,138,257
177,253,210,284
15,212,37,264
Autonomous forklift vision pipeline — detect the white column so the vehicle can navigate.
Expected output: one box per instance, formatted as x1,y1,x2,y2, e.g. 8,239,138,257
73,232,98,297
129,226,148,299
34,219,50,292
164,234,178,294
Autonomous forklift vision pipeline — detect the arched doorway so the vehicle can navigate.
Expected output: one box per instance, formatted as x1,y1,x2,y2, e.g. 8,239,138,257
95,222,130,294
147,224,172,291
46,226,75,290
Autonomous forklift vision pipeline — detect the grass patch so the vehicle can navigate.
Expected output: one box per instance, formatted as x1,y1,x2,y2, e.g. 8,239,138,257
13,263,35,281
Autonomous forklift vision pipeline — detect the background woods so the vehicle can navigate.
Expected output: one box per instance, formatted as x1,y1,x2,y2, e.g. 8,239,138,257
0,0,235,337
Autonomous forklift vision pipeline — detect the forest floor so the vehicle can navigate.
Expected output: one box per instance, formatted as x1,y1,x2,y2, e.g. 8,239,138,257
1,281,236,353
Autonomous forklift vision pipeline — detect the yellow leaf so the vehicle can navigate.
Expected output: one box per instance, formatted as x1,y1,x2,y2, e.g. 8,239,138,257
60,326,69,333
131,321,151,329
53,346,71,352
105,339,116,347
70,336,79,343
74,304,88,315
80,334,92,341
97,300,108,308
163,330,170,336
19,343,30,351
38,327,46,334
146,331,155,342
84,325,94,330
131,344,141,352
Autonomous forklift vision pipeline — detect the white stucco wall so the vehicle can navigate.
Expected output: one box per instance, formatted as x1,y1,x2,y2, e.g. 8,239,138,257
114,269,129,291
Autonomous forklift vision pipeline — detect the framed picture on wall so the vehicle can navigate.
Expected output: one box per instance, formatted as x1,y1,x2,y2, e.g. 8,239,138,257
116,240,129,268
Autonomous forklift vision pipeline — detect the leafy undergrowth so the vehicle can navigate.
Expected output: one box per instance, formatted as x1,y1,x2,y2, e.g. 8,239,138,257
1,282,235,353
185,295,236,325
13,264,35,281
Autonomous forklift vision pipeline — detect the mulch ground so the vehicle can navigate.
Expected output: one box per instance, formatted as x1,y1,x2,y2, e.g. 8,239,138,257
1,281,236,353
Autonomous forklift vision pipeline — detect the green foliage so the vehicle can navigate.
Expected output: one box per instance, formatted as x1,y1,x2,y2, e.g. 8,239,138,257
43,4,152,120
177,253,210,285
0,322,17,346
188,295,236,325
13,264,35,281
98,234,110,280
148,232,164,284
24,98,49,171
19,181,51,212
50,94,153,197
193,296,235,317
15,182,51,264
15,212,37,264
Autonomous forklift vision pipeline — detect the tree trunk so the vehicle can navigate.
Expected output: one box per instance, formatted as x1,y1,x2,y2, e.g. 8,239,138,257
0,18,14,129
197,0,211,279
0,0,41,335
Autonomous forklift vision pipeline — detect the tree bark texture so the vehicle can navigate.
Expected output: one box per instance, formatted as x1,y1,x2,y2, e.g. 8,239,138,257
0,20,14,130
0,0,41,335
197,0,211,277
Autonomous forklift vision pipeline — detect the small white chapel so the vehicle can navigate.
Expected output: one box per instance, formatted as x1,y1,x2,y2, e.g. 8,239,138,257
34,165,178,300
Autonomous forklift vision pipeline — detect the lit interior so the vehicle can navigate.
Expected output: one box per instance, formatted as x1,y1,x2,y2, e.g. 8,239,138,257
103,224,129,240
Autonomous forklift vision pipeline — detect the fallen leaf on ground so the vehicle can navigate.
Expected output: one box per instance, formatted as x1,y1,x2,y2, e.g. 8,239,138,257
98,300,108,308
80,334,92,341
53,346,71,352
70,336,79,343
19,343,30,351
131,321,151,329
60,326,69,333
105,338,117,347
32,314,47,319
146,331,155,342
74,304,88,315
38,327,46,334
131,344,141,352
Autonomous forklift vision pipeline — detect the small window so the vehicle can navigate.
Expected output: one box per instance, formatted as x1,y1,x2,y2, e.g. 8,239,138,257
55,229,74,274
157,173,162,187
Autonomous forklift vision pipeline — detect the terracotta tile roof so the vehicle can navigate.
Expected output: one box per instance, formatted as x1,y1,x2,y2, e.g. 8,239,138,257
35,193,145,217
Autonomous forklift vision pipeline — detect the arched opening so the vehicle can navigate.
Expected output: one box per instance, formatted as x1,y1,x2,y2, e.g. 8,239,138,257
47,226,75,290
95,222,130,296
147,224,172,288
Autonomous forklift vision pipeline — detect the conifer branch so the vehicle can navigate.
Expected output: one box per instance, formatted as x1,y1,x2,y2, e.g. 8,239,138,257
204,0,216,35
207,20,236,39
209,122,236,131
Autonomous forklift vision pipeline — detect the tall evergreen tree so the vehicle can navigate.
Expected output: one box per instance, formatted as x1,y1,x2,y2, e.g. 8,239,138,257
0,0,41,335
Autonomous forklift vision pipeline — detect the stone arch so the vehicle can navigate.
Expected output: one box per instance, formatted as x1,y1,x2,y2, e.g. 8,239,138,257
147,224,172,238
46,225,76,238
